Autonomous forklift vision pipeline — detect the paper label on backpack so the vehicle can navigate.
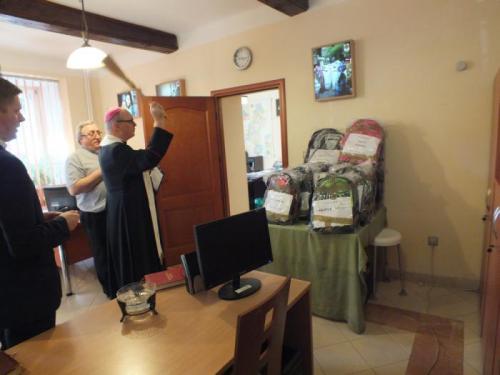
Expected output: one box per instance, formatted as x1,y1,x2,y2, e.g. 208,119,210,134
342,134,380,157
313,197,352,219
309,149,340,164
265,190,293,215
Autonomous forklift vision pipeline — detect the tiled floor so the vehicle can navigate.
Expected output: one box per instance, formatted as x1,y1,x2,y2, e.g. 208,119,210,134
57,260,483,375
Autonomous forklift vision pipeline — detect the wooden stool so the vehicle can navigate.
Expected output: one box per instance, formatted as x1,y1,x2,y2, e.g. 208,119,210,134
372,228,407,298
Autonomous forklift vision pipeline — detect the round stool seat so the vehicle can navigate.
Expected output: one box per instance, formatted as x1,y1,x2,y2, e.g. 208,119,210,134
374,228,402,247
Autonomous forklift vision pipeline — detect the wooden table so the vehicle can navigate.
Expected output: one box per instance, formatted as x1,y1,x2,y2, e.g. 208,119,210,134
7,271,312,375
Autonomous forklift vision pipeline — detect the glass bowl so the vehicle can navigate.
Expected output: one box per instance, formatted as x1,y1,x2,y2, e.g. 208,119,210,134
116,281,156,316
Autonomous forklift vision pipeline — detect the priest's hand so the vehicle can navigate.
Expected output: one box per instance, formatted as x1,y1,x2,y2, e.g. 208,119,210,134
150,102,167,129
60,210,80,232
43,211,61,221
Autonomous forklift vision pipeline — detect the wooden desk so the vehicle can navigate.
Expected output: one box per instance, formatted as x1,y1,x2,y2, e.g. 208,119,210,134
7,271,312,375
53,223,93,295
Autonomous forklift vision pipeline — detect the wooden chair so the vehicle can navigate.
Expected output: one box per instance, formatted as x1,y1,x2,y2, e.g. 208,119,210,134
231,277,291,375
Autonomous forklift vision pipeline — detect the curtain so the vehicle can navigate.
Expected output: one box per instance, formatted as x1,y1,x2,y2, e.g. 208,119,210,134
4,75,70,188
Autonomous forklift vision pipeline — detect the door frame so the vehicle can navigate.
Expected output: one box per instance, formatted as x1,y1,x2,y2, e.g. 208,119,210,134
211,79,288,215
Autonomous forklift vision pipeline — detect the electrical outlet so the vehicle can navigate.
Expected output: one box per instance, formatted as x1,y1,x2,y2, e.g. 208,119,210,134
427,236,439,247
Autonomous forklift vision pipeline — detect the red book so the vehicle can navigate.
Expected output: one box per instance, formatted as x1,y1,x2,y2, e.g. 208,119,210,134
144,264,185,290
0,351,21,375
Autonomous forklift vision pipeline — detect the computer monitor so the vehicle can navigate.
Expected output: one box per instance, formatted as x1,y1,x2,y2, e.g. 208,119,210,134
43,185,77,212
194,208,273,300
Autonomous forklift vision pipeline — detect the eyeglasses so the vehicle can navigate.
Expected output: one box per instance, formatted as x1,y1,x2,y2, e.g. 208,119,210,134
116,119,136,126
82,130,102,138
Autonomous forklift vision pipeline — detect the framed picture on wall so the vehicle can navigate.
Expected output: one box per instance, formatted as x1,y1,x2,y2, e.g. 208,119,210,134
117,89,140,117
312,40,355,101
155,79,186,97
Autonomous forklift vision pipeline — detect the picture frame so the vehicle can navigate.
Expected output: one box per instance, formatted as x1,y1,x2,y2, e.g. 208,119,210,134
312,40,355,101
117,89,140,117
155,79,186,97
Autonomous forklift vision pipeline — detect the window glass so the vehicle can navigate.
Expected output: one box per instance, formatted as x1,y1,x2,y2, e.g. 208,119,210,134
4,75,69,187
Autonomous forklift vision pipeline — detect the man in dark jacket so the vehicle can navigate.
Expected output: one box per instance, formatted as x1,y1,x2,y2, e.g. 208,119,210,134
0,78,80,349
99,103,172,296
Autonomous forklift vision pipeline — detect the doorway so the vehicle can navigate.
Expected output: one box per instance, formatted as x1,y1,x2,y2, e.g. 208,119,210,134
212,79,288,215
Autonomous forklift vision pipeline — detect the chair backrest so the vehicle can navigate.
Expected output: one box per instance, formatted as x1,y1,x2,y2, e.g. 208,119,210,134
232,277,291,375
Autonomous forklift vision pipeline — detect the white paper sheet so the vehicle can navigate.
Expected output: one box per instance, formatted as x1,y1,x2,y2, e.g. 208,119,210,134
265,190,293,215
342,134,380,157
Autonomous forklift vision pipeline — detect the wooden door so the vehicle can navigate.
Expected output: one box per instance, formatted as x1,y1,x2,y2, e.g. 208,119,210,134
482,69,500,375
141,96,227,265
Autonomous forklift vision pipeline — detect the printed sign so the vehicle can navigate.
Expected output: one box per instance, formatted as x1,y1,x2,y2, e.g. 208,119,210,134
308,149,340,164
265,190,293,215
313,197,353,219
342,134,380,157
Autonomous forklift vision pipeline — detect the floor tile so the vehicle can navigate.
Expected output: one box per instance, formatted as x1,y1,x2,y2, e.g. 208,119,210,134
351,334,409,368
456,311,481,345
314,342,370,375
463,361,481,375
348,370,375,375
372,360,408,375
314,357,326,375
464,341,483,374
334,321,387,341
427,300,479,319
382,326,416,355
370,293,427,314
313,316,349,348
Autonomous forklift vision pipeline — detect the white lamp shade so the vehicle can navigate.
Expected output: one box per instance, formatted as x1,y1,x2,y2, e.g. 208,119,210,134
66,45,107,69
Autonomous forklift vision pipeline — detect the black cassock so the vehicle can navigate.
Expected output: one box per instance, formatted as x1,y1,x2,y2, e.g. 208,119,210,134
99,128,173,296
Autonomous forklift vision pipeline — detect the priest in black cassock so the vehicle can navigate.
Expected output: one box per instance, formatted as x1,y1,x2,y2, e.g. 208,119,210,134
99,103,173,296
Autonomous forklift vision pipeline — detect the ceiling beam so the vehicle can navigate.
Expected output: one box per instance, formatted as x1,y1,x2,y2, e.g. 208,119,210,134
258,0,309,16
0,0,178,53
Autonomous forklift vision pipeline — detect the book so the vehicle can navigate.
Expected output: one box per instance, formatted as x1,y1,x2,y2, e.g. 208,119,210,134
0,351,21,375
144,264,185,290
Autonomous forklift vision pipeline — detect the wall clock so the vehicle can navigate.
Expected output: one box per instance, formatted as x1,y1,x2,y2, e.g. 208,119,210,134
233,47,253,70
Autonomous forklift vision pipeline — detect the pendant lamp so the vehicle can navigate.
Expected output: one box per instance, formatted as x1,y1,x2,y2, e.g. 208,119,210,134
66,0,107,69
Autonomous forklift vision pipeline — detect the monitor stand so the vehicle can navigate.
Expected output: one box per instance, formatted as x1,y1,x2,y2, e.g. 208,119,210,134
218,276,261,300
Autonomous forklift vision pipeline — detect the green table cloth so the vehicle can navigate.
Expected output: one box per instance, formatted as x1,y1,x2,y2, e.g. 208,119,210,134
261,207,386,333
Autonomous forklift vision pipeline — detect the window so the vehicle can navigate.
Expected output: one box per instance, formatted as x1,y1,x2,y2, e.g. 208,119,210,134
3,75,71,188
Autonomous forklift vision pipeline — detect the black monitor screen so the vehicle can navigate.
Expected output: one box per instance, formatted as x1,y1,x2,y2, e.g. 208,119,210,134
43,186,77,212
194,208,273,300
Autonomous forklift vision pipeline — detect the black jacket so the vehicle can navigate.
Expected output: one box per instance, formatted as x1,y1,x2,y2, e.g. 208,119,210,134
99,128,172,295
0,145,69,327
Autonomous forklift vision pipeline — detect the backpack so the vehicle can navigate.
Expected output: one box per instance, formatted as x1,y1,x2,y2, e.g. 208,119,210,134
332,163,376,226
339,119,384,164
310,173,359,233
304,128,344,164
263,170,303,225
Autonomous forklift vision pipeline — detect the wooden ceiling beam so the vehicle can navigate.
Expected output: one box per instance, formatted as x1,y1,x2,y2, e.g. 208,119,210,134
258,0,309,16
0,0,178,53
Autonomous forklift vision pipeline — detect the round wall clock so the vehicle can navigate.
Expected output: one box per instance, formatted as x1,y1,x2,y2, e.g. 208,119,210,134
233,47,253,70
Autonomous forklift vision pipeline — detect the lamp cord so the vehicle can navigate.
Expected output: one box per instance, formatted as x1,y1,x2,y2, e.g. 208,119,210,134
80,0,90,43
